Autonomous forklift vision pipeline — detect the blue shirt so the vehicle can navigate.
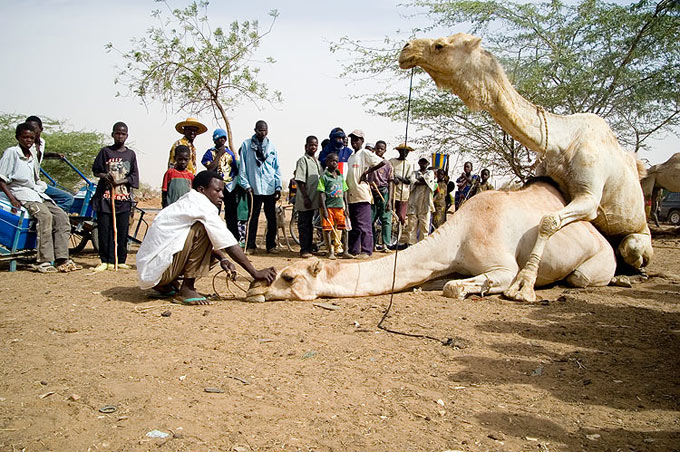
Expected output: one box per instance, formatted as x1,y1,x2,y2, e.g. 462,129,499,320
318,142,353,168
238,135,281,196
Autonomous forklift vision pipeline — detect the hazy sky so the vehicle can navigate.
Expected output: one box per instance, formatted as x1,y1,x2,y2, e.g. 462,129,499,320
1,0,677,189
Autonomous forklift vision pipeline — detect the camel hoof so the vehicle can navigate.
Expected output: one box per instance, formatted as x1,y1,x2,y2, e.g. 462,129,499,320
504,282,537,302
442,282,466,300
245,281,268,303
245,294,266,303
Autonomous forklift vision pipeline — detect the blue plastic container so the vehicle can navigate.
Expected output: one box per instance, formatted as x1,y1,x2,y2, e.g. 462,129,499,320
0,198,37,250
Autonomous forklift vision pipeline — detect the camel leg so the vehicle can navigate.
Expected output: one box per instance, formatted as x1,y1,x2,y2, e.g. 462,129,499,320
504,194,599,302
565,247,616,288
651,186,660,228
443,268,517,300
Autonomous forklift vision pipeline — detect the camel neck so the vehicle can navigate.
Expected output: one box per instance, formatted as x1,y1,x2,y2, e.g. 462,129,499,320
486,84,549,156
320,216,465,297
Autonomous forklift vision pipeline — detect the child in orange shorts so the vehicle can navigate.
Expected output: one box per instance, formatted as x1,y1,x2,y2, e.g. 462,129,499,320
317,152,353,259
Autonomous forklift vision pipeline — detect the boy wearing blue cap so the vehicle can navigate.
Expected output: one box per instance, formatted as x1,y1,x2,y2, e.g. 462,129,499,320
202,128,241,238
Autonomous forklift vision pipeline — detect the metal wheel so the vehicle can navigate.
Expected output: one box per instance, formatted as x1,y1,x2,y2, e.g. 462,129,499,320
669,210,680,225
69,229,90,254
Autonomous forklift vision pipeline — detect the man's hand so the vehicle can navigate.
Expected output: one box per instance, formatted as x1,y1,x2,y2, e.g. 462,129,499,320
274,190,281,201
386,202,393,212
219,258,237,281
303,197,312,210
246,187,253,195
252,267,277,284
322,208,329,220
360,171,368,183
8,196,21,214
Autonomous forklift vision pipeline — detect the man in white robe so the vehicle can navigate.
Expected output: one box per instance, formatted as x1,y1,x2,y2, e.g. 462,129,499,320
137,170,276,305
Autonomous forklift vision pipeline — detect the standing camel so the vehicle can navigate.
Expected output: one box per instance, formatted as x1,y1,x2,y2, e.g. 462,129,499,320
640,153,680,226
398,33,652,302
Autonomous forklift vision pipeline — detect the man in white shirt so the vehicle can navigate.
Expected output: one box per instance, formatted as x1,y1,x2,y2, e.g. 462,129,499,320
345,130,385,258
408,158,436,245
137,170,276,305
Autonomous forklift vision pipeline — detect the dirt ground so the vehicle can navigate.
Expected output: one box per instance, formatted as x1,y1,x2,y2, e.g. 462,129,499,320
0,210,679,451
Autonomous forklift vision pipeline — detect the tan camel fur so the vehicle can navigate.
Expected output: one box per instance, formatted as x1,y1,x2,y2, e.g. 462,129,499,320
246,181,616,302
641,153,680,226
398,33,652,302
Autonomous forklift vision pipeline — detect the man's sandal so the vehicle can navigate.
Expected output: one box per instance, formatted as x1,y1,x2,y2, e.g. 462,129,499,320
171,297,209,305
57,259,83,273
31,262,58,273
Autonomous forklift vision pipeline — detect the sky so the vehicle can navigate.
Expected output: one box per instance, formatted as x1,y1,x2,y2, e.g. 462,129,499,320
0,0,677,189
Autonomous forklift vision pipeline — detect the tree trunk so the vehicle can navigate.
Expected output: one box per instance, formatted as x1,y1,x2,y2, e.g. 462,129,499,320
214,100,234,152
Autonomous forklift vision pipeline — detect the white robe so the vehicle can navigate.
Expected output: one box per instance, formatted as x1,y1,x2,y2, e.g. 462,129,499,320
136,190,237,289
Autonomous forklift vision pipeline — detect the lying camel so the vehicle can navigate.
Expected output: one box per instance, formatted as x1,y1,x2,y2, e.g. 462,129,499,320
640,153,680,226
246,180,616,302
398,33,651,302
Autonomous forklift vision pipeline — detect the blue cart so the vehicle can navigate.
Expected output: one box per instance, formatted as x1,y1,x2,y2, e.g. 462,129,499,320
0,158,149,271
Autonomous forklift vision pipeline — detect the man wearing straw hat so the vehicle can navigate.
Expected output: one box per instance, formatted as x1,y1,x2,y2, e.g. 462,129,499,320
169,117,207,175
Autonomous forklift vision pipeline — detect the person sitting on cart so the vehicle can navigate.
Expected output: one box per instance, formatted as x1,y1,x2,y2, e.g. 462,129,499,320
91,122,139,272
137,170,277,305
161,145,193,208
25,115,75,213
0,123,81,273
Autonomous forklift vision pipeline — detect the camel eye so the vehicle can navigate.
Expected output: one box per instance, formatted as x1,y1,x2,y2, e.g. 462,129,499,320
434,43,444,51
282,274,294,283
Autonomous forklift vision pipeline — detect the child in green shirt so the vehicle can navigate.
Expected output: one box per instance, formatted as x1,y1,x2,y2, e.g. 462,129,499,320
317,152,352,259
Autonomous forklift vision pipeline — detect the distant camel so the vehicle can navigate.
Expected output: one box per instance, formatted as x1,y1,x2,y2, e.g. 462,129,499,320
641,153,680,226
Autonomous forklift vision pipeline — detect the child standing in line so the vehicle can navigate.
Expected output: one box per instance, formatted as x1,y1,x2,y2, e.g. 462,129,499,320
318,152,353,260
92,122,139,272
161,145,193,208
407,158,435,245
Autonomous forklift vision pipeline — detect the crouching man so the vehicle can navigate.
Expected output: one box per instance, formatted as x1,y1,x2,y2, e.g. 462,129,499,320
137,170,276,305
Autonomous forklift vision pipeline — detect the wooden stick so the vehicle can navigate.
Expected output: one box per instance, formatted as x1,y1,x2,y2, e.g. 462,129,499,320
111,185,118,271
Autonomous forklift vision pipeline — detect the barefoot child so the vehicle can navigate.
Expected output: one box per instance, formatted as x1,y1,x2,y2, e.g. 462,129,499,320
318,152,352,259
162,145,193,208
92,122,139,271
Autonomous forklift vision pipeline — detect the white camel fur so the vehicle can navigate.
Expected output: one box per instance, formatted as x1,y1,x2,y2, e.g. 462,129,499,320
640,153,680,226
246,181,616,302
398,33,652,302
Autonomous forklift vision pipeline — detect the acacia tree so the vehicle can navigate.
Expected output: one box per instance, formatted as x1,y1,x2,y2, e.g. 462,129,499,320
0,114,107,191
106,1,282,151
332,0,680,182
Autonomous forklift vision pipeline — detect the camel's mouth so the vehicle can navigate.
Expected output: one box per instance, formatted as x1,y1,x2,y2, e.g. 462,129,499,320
398,43,420,69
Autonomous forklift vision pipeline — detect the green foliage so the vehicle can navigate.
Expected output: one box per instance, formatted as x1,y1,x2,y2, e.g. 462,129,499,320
332,0,680,181
106,0,282,151
0,113,108,192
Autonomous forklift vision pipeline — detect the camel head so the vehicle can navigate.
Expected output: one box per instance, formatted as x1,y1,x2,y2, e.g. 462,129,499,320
618,233,653,269
245,258,331,302
398,33,510,112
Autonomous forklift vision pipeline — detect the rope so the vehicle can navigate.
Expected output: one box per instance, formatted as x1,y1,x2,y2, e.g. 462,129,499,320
211,267,250,299
377,67,449,346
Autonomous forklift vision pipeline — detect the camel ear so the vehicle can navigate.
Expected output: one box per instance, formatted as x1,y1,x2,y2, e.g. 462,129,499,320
465,36,482,51
308,260,323,277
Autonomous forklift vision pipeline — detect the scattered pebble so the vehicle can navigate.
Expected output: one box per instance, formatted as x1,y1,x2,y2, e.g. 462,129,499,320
302,350,317,359
67,394,80,401
40,380,48,386
179,375,186,381
531,366,543,376
204,387,224,393
585,433,601,441
488,433,505,441
98,405,117,414
202,310,210,316
146,429,170,439
436,399,445,406
161,310,172,317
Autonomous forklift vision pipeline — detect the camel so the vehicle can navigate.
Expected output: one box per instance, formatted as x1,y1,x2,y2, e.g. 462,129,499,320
398,33,652,302
246,180,616,302
640,153,680,226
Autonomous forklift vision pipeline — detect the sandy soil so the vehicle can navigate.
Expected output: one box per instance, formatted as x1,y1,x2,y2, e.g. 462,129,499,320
0,216,679,452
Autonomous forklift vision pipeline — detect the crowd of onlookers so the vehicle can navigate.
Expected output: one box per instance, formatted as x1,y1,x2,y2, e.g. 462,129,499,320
0,115,494,278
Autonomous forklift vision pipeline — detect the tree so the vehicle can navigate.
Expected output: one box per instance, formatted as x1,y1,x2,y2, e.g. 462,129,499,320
106,0,282,151
332,0,680,181
0,113,108,192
